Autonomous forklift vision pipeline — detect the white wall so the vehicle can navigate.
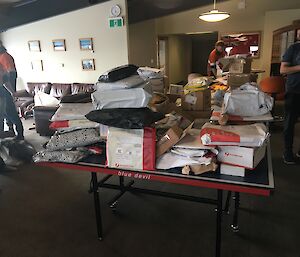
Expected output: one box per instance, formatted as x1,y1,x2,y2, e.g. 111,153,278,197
0,0,129,90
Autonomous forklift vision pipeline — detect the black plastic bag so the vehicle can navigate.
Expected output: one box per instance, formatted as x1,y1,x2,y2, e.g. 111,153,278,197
98,64,138,83
86,108,164,129
0,138,36,167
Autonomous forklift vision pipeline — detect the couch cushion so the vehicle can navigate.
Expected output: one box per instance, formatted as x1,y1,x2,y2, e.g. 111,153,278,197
50,83,71,98
71,83,94,95
26,82,52,96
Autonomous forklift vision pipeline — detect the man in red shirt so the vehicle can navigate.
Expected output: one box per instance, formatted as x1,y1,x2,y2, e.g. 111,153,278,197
0,41,17,92
207,40,226,77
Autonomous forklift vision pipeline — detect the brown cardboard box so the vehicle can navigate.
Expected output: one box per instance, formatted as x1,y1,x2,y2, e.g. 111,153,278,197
182,110,212,120
169,84,184,95
156,123,194,157
156,125,183,157
229,58,252,74
227,73,253,89
181,89,211,111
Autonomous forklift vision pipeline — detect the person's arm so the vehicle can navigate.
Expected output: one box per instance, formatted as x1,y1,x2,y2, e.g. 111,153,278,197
280,62,300,75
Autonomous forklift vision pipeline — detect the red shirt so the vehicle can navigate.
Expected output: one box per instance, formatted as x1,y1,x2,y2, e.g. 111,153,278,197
207,49,225,76
0,52,16,72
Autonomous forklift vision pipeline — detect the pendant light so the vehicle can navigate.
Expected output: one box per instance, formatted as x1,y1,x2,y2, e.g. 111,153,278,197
199,0,230,22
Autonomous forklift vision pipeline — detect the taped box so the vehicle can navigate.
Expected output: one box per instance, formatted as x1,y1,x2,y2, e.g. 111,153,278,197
181,89,211,111
217,143,266,169
227,73,254,89
229,58,252,74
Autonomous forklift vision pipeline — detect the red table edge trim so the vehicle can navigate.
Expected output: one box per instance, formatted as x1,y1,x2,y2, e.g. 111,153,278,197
38,162,271,197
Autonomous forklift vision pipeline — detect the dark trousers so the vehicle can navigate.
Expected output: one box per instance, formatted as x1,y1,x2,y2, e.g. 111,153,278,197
283,92,300,152
0,87,24,139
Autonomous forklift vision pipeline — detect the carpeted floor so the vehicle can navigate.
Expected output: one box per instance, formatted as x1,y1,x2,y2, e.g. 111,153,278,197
0,118,299,257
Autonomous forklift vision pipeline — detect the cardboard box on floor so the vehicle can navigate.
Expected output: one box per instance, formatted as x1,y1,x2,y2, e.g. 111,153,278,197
156,123,194,157
217,143,267,169
181,89,211,111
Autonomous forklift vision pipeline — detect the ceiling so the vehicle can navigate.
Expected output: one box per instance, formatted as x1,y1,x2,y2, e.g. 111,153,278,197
0,0,226,32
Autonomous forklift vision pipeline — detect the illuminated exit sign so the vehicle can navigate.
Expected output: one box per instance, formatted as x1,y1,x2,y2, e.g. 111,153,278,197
109,17,124,28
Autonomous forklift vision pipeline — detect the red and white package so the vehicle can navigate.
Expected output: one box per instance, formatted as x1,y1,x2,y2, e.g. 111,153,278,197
107,127,156,171
49,119,98,131
200,122,268,147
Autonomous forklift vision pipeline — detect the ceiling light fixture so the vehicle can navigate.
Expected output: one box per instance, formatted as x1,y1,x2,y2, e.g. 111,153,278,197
199,0,230,22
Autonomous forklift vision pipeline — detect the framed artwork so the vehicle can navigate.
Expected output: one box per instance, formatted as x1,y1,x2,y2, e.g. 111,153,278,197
28,40,41,52
220,32,261,58
79,38,93,51
82,59,95,71
52,39,66,51
31,60,43,71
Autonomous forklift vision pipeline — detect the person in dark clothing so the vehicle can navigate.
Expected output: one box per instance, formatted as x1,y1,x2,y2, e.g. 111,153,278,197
280,38,300,164
0,64,24,140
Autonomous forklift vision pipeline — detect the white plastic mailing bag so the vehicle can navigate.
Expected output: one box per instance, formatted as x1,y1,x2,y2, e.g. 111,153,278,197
94,75,145,91
137,67,164,79
51,103,94,121
107,127,156,170
200,122,268,147
34,91,60,107
223,84,273,117
92,82,152,110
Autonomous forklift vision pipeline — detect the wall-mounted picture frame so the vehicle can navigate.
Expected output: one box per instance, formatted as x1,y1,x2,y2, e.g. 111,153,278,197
82,59,95,71
28,40,41,52
31,60,43,71
79,38,93,51
220,32,261,58
52,39,66,51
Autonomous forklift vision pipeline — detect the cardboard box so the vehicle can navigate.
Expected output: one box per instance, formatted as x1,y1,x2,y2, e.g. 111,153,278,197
169,84,184,95
156,123,193,157
229,58,252,74
220,164,245,177
227,73,252,89
217,144,266,169
183,110,212,120
181,89,211,111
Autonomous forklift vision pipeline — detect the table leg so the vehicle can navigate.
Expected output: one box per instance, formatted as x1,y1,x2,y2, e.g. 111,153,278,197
223,191,232,214
216,189,223,257
231,192,240,233
91,172,103,240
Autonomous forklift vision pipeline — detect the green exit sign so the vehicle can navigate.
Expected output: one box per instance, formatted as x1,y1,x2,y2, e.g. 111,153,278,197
109,17,124,28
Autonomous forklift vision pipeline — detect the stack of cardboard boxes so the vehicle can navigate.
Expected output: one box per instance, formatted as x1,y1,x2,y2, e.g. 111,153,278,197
225,57,258,90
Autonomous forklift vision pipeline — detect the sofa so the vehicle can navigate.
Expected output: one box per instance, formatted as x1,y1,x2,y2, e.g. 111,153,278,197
20,82,95,136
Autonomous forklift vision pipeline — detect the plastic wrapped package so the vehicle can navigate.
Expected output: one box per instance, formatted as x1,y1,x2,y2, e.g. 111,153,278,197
223,84,273,117
33,150,88,163
86,108,164,129
49,119,99,133
94,75,145,91
98,64,138,82
46,128,101,151
107,127,156,170
200,122,268,147
137,67,164,79
91,82,152,110
51,103,94,121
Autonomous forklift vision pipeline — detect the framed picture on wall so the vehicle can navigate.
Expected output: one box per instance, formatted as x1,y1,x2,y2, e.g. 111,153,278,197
52,39,66,51
81,59,95,71
28,40,41,52
79,38,93,51
220,32,261,58
31,60,43,71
